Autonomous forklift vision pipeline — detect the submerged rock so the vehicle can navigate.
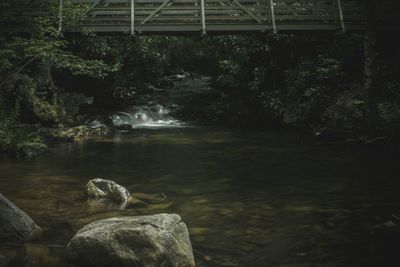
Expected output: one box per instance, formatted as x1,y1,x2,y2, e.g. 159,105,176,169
0,193,42,242
39,125,110,143
133,192,166,203
86,178,130,204
87,198,128,211
66,213,195,267
17,142,49,157
127,196,147,207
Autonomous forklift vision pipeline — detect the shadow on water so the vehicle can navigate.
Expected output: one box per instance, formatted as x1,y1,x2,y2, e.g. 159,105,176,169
0,126,399,267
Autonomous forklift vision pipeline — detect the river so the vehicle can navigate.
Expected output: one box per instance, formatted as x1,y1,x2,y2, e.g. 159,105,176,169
1,121,399,267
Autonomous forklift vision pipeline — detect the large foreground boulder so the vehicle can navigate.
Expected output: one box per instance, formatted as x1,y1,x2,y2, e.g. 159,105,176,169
0,193,41,242
66,213,195,267
86,178,130,203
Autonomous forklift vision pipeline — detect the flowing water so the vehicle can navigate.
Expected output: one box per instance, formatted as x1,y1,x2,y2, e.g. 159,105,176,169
0,123,399,267
109,105,185,129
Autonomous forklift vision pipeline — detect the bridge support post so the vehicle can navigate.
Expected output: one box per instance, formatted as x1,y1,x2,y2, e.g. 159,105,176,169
269,0,277,34
336,0,346,33
131,0,135,35
200,0,206,35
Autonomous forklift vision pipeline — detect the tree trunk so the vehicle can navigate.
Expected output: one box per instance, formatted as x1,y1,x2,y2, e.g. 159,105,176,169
30,60,61,125
34,60,57,104
363,0,378,132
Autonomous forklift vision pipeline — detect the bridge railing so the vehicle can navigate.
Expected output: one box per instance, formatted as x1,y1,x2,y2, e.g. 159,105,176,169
4,0,367,33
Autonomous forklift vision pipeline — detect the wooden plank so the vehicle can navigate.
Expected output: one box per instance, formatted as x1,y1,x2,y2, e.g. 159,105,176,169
86,15,266,21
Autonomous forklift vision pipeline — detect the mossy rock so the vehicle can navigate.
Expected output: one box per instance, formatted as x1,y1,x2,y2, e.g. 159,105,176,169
17,142,49,157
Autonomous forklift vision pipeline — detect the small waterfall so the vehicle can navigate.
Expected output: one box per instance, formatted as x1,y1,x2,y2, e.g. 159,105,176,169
110,105,184,129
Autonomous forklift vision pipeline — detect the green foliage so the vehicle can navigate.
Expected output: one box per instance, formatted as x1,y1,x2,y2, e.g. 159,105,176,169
0,0,118,127
278,56,344,125
177,34,373,130
379,102,400,128
3,16,115,79
105,37,169,101
217,59,241,89
0,102,43,153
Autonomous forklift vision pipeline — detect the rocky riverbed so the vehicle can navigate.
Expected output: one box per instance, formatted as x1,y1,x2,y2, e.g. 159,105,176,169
1,179,196,267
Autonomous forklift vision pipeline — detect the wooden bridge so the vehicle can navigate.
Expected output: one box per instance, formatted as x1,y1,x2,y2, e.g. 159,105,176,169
6,0,380,35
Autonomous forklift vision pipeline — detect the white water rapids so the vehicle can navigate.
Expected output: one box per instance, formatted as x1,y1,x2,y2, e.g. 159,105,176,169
110,105,184,129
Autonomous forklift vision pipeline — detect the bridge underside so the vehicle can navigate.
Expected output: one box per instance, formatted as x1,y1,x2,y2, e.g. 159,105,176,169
9,0,369,34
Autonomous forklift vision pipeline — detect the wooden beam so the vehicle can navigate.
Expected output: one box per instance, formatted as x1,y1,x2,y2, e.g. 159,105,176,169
141,0,172,25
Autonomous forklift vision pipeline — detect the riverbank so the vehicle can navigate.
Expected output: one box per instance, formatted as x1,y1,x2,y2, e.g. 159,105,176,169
2,69,398,159
0,123,111,158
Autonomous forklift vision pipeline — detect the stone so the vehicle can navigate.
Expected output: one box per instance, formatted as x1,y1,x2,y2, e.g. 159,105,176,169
66,213,195,267
127,196,147,207
86,178,130,204
86,198,128,211
0,193,42,242
17,142,49,157
133,192,165,203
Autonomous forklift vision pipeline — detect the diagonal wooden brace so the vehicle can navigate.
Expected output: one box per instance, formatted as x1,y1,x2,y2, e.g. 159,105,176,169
231,0,262,24
141,0,172,25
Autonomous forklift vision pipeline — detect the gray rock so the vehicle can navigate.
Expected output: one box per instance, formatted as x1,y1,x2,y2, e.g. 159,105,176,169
17,142,48,157
66,213,195,267
0,193,42,242
86,198,128,211
86,178,130,204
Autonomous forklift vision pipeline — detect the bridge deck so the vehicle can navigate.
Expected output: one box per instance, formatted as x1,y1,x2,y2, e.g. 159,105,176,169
6,0,372,34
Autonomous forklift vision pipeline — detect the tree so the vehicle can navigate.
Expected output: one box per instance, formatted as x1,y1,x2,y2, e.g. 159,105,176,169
363,0,378,132
0,0,117,124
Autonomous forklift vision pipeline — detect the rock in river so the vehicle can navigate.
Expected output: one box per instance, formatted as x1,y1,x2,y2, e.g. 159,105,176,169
66,213,195,267
86,178,130,203
17,142,49,157
0,193,42,242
